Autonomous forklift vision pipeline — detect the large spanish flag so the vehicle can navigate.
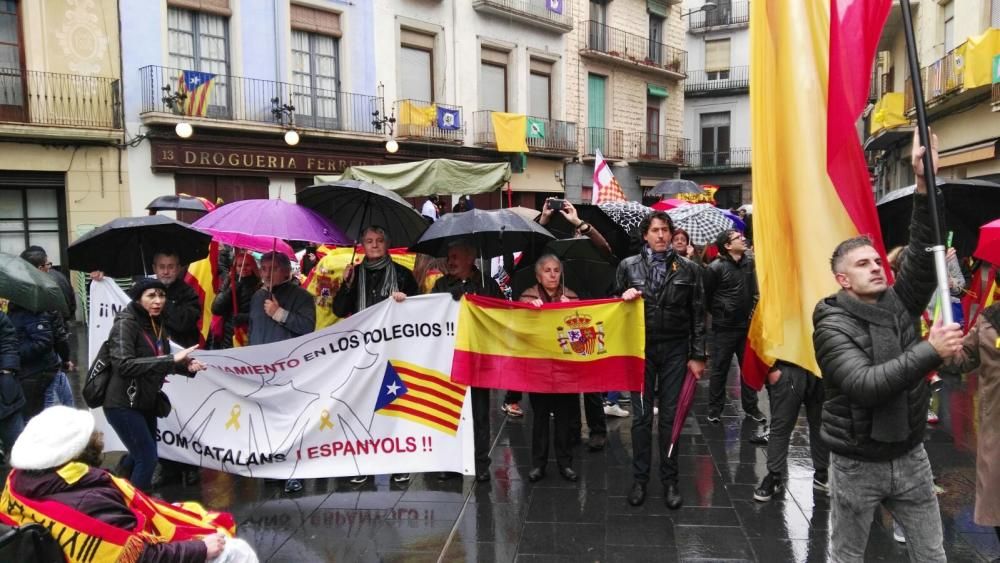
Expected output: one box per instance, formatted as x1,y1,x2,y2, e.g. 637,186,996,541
744,0,892,385
452,295,645,392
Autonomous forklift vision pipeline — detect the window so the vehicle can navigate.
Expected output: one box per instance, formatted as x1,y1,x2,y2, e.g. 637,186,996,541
0,0,24,121
587,73,608,154
648,15,664,63
588,0,608,51
645,95,662,157
706,0,732,26
528,60,553,119
291,30,340,128
480,48,508,112
168,7,230,116
993,0,1000,27
705,39,731,80
0,180,66,267
943,2,954,53
700,111,730,166
400,29,434,102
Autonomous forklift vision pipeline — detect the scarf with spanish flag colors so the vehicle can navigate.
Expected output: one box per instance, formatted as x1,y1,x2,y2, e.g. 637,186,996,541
742,0,892,388
0,463,235,563
451,295,645,393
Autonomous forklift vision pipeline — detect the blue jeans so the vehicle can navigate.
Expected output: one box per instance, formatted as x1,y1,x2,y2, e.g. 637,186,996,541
607,391,621,405
104,408,158,491
830,444,945,562
43,371,74,408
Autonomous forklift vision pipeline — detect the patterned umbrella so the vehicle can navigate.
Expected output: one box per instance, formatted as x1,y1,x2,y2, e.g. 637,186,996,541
666,203,735,246
597,201,652,237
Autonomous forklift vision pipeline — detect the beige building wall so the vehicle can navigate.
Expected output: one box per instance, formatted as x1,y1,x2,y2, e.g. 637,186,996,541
21,0,122,78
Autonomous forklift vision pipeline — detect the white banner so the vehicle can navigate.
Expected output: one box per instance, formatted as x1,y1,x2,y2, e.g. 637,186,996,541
88,281,474,478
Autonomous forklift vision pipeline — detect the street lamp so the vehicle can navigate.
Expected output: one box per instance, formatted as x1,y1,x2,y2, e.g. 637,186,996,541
680,0,716,18
371,82,398,154
271,98,298,146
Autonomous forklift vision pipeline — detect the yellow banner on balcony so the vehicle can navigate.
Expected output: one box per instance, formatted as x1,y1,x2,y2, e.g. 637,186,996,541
870,92,907,135
399,100,437,126
960,28,1000,89
491,112,530,153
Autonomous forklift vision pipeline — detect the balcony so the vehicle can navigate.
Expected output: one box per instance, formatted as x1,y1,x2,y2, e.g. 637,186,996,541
683,148,752,170
0,68,121,132
472,0,573,34
993,83,1000,112
684,66,749,96
688,1,750,32
626,133,688,165
472,111,577,155
902,47,967,115
584,127,625,159
139,65,381,136
393,99,465,144
580,21,687,79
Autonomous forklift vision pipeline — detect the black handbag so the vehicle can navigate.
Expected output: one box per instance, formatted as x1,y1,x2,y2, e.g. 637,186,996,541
155,390,172,418
82,340,112,409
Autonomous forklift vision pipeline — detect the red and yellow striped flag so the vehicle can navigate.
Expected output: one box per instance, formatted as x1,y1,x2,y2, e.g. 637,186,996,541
183,241,219,346
743,0,892,385
375,360,466,435
451,295,645,393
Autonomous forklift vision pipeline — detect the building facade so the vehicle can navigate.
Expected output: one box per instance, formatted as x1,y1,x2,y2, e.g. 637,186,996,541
0,0,126,272
680,0,750,210
562,0,689,203
866,0,1000,201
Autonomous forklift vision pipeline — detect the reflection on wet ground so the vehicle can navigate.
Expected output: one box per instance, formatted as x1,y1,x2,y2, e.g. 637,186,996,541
54,332,1000,561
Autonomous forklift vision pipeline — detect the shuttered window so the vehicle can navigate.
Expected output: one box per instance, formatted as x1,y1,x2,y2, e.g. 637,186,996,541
705,38,731,71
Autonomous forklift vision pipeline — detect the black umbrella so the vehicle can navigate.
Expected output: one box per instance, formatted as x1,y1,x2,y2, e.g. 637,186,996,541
646,179,703,198
409,209,554,258
511,238,617,299
145,194,214,214
67,215,213,276
297,180,428,248
0,252,68,316
545,204,631,260
876,178,1000,258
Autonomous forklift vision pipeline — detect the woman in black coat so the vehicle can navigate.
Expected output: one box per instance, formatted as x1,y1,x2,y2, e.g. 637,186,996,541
102,278,206,490
210,249,260,349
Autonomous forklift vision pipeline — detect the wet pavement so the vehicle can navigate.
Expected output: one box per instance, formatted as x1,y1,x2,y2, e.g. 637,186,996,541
38,329,1000,561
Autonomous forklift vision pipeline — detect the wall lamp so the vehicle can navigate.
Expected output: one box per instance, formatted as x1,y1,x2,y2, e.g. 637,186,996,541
371,82,398,153
271,98,299,146
162,85,193,138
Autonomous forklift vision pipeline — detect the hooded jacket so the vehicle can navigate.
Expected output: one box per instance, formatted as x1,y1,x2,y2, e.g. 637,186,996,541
812,195,940,461
10,466,206,562
103,302,192,413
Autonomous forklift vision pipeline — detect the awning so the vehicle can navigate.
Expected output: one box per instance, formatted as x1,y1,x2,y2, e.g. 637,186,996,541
314,158,511,197
864,126,913,152
647,0,668,18
939,140,998,168
647,84,669,98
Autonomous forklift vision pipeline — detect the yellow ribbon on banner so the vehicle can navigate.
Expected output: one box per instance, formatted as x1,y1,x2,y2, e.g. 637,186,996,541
224,405,241,430
318,410,334,430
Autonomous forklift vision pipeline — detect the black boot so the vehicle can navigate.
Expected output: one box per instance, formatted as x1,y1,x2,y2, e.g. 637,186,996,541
627,482,646,506
665,483,683,509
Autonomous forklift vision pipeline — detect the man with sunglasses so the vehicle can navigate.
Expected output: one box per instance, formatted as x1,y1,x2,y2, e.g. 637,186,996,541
704,229,763,424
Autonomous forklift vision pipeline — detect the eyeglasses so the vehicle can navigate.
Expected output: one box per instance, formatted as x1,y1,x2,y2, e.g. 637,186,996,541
728,235,745,243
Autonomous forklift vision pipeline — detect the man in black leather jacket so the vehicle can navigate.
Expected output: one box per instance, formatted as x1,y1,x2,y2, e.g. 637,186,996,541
704,228,762,423
813,133,960,562
616,211,706,509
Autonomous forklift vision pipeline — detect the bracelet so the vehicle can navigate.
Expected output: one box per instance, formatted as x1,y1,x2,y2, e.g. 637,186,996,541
579,222,591,234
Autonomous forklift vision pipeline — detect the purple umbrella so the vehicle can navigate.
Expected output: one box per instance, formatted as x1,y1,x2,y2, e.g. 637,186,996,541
668,369,699,458
192,199,350,246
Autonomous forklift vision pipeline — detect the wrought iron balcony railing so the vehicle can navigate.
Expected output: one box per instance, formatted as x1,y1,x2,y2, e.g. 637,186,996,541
584,127,625,159
393,99,465,143
627,133,688,164
684,148,752,169
684,66,749,95
472,110,578,154
902,47,964,113
0,67,121,129
581,20,687,77
139,65,381,135
471,0,573,33
688,1,750,31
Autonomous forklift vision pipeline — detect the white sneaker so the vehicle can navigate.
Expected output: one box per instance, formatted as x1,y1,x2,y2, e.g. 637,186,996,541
604,404,630,418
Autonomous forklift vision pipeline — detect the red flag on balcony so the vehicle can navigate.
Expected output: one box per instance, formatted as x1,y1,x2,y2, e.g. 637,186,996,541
177,70,218,117
742,0,892,388
591,149,626,204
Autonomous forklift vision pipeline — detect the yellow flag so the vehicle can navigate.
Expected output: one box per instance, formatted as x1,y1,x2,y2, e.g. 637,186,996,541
870,92,908,135
960,28,1000,89
490,112,530,153
399,100,436,126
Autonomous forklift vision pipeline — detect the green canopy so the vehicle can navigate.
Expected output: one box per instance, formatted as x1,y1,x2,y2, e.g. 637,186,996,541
315,158,511,197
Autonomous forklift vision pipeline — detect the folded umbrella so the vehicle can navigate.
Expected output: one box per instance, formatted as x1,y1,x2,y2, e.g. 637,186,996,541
68,215,213,277
667,369,699,458
666,203,735,246
0,252,69,316
192,199,350,246
297,180,428,248
409,209,554,258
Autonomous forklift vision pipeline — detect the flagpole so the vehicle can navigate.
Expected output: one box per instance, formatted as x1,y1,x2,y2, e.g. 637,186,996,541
898,0,953,324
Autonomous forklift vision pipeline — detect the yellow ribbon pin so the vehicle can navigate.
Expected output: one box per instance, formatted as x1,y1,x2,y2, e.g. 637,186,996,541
224,404,241,431
318,410,334,431
995,336,1000,349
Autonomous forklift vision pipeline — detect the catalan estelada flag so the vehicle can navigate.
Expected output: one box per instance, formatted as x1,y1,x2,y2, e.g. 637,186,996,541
452,295,645,393
374,360,467,435
742,0,892,387
177,70,217,117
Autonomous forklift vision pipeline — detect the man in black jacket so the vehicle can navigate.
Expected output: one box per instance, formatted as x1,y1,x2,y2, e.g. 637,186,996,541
0,311,25,454
151,251,202,349
704,229,763,423
431,239,501,483
813,133,959,562
616,211,707,509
